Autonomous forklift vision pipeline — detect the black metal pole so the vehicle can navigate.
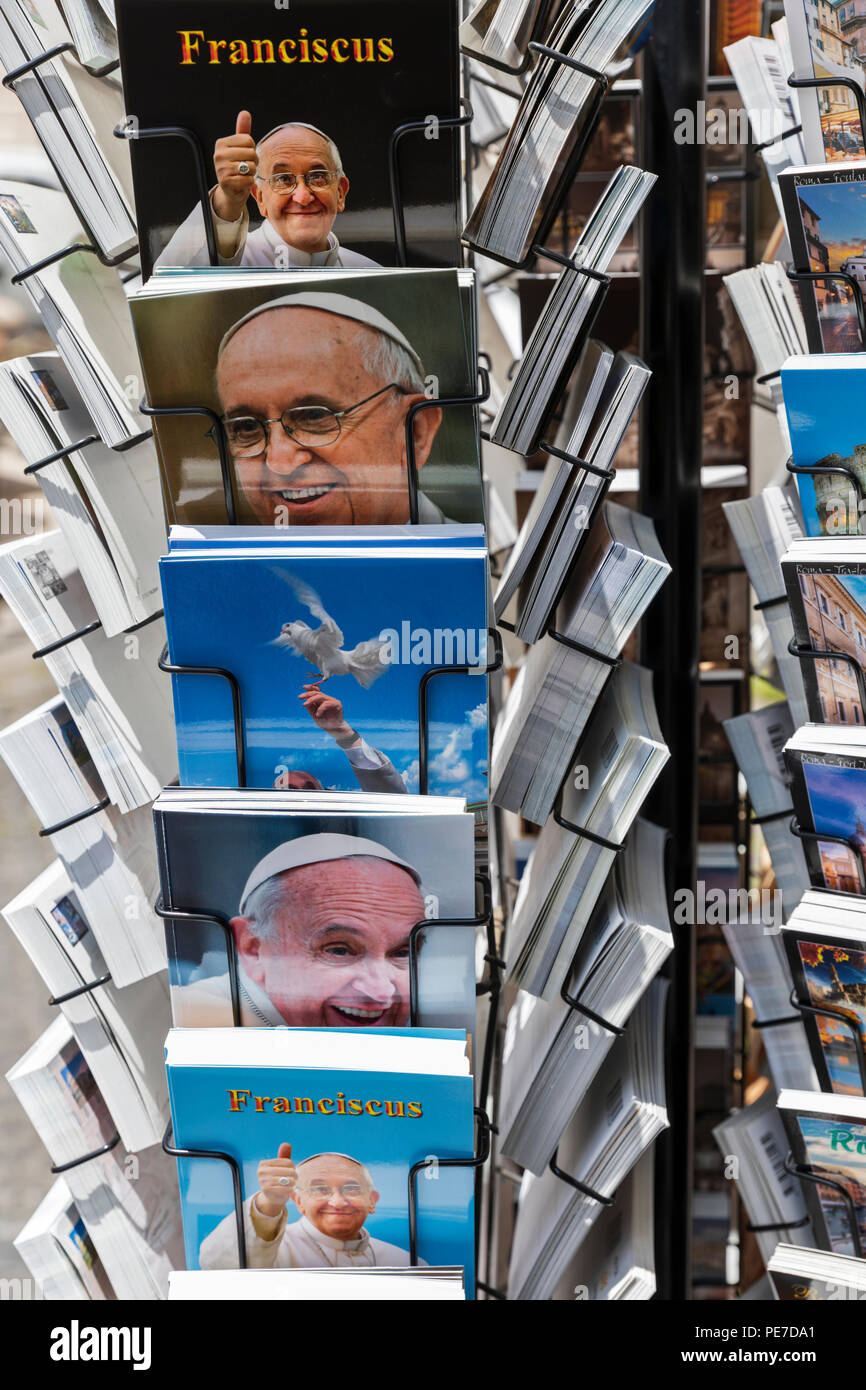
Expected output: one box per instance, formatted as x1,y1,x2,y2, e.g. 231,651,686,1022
639,0,706,1302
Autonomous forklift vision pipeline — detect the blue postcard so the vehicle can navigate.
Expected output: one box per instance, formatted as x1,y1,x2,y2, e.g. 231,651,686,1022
782,356,866,536
165,1028,476,1284
160,532,490,803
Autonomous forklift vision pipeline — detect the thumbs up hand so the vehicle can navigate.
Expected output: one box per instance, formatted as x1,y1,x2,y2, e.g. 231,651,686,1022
255,1142,298,1218
213,110,258,221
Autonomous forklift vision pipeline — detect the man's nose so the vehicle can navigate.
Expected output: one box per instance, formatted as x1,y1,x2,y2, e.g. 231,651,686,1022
263,423,314,475
354,958,401,1002
290,178,317,206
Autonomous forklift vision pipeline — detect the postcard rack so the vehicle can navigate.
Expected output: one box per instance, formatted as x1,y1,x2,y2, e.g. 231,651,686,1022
783,1151,864,1260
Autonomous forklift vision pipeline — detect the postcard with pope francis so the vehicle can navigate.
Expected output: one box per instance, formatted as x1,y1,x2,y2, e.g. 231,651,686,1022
152,791,478,1035
129,268,482,530
113,0,462,277
165,1028,476,1284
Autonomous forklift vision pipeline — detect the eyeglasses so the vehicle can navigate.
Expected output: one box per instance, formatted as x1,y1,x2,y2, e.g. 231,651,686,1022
255,169,340,194
300,1182,367,1200
221,383,404,457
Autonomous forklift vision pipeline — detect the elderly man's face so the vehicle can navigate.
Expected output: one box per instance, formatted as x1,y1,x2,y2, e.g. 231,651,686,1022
293,1155,377,1241
217,307,442,526
231,858,422,1025
254,128,348,255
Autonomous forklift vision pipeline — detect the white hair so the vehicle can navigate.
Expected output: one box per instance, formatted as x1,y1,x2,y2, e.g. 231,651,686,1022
256,121,344,175
242,855,422,942
297,1153,375,1190
354,322,425,394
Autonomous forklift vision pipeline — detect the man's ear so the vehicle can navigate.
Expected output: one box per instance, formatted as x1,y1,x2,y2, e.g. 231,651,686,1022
403,399,442,473
367,1189,380,1215
231,917,264,982
252,180,267,218
336,174,349,214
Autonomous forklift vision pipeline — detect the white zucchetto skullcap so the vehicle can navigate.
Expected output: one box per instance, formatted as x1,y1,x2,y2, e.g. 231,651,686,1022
239,832,421,914
217,292,424,374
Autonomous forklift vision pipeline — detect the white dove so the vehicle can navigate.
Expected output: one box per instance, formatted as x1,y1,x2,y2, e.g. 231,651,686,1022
270,571,390,688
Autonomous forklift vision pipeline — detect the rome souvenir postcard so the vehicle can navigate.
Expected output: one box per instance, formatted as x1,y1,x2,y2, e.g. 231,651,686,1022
778,1089,866,1258
785,724,866,900
114,0,461,278
783,536,866,725
779,166,866,357
783,892,866,1096
781,354,866,537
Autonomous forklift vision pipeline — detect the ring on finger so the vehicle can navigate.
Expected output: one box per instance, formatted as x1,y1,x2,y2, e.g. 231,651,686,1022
238,160,251,175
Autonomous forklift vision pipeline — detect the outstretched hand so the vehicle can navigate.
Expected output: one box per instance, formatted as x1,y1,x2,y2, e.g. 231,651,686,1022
213,109,258,221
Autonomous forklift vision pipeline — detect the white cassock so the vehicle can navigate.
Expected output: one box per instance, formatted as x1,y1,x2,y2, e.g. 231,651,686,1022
156,190,381,269
199,1202,422,1269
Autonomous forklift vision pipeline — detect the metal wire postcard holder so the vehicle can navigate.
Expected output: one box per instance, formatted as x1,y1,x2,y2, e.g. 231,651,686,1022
787,634,866,712
408,1106,491,1268
50,1132,121,1176
163,1121,247,1268
462,47,610,271
549,1144,614,1206
389,99,473,266
157,642,246,787
30,608,163,663
783,1149,864,1259
38,797,110,839
144,370,490,530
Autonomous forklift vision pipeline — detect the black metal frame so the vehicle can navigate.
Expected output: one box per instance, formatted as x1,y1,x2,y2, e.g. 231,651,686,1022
549,1147,614,1205
31,609,164,662
786,636,866,712
114,121,219,267
786,455,866,528
418,627,502,795
51,1133,120,1174
462,48,609,270
163,1122,247,1268
783,1149,864,1260
788,70,866,148
789,986,866,1096
23,434,99,477
48,972,111,1007
1,40,119,86
10,239,138,285
157,642,246,788
786,267,866,351
389,100,473,266
404,367,490,523
154,896,242,1027
408,1107,491,1267
39,797,110,838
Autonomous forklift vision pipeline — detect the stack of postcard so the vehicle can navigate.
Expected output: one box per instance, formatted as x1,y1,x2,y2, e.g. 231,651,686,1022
723,25,805,217
503,666,669,998
493,365,655,638
724,485,808,724
7,1016,184,1299
782,890,866,1096
712,1090,814,1263
0,697,164,986
779,166,866,356
506,979,668,1301
460,0,560,71
159,527,489,802
14,1180,115,1301
153,787,477,1038
545,1150,656,1301
128,268,482,530
492,511,669,823
498,818,673,1174
724,702,810,919
0,182,145,446
724,263,808,395
784,536,866,727
720,915,817,1093
0,530,175,810
784,0,866,165
464,0,654,264
768,1243,866,1300
0,352,164,635
778,1089,866,1257
488,167,655,453
2,860,170,1152
164,1026,475,1284
114,0,463,276
0,0,135,259
785,724,866,899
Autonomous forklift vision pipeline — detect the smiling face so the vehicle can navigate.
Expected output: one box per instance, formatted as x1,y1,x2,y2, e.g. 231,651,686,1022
254,127,348,254
231,857,422,1026
293,1155,378,1241
216,306,441,526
